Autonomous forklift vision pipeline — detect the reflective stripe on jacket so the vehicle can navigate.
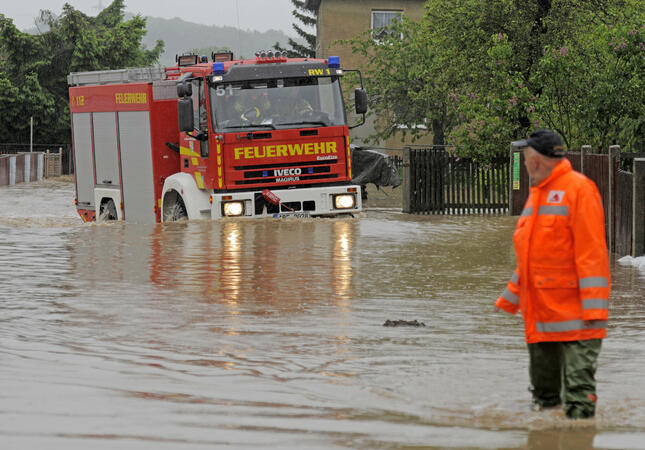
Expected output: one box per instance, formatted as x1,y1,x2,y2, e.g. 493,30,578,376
495,158,610,343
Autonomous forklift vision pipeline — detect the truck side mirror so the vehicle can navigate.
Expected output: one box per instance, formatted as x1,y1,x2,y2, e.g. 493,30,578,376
354,88,368,115
178,98,194,132
177,82,192,98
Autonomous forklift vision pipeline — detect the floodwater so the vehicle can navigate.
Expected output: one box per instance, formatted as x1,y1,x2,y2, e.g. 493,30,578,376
1,179,645,450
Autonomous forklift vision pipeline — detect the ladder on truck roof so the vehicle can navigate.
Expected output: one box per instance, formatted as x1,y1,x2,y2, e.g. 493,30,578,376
67,67,167,86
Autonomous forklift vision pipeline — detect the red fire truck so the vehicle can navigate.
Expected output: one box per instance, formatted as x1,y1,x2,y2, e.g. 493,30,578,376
68,51,367,223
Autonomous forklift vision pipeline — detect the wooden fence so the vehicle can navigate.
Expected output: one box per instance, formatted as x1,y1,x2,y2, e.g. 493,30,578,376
616,168,633,256
44,149,63,178
403,148,509,214
634,158,645,256
616,154,645,257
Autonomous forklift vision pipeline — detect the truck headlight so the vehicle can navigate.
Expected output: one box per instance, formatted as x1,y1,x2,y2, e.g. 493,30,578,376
223,201,244,216
333,194,355,209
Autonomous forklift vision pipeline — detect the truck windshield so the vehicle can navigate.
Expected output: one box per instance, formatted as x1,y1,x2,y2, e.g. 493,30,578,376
210,77,346,131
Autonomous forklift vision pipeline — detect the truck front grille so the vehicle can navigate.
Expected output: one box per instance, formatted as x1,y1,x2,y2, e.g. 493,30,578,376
234,159,339,186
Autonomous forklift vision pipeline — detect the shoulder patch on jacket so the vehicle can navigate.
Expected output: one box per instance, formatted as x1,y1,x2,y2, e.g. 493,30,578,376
547,190,565,203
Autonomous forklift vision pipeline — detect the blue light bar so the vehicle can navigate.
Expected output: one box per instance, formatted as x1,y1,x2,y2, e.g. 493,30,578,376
212,62,226,74
328,56,340,68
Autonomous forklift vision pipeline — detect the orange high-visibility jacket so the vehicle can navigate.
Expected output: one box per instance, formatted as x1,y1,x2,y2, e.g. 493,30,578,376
495,158,610,343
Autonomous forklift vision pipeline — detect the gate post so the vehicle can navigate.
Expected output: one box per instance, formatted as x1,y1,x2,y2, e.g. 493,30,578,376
24,152,31,183
608,145,620,255
58,147,63,177
402,147,412,213
68,144,74,175
581,145,591,174
9,155,16,185
633,158,645,257
509,140,527,215
37,152,44,180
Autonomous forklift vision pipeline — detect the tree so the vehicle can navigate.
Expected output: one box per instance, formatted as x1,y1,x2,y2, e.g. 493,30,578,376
273,0,316,58
344,0,645,158
448,0,645,153
531,18,645,151
0,0,163,144
344,19,459,147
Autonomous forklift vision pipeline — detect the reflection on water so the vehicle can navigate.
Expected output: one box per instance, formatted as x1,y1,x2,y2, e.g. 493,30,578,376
1,179,645,449
144,219,356,307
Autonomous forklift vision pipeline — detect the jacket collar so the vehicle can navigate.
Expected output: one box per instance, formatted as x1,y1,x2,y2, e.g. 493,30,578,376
537,158,572,188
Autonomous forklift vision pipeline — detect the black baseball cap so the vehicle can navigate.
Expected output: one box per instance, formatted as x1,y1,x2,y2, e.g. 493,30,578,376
526,129,565,157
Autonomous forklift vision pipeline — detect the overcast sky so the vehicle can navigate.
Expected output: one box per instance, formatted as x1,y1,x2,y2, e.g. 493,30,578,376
4,0,301,34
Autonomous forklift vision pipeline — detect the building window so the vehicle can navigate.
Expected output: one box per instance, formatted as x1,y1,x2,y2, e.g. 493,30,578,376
371,10,403,41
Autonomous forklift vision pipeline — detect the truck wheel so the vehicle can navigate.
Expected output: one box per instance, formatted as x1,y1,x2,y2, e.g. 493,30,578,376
99,199,118,221
164,195,188,221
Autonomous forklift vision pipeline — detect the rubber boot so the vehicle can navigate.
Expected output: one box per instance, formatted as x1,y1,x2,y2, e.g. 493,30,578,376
528,342,563,408
562,339,602,419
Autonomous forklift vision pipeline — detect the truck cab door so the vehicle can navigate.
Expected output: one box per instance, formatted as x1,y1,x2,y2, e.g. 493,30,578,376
180,78,210,189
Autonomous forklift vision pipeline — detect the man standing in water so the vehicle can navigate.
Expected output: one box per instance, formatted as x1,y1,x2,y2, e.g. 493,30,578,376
495,129,610,419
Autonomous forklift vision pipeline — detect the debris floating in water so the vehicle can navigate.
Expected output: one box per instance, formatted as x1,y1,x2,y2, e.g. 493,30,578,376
383,319,426,327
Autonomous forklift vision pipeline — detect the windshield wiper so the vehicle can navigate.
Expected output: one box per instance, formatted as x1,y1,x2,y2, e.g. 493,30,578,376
223,123,276,130
275,121,328,127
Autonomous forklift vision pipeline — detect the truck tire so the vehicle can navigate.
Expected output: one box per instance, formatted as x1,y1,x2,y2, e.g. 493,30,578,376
99,199,118,221
163,193,188,221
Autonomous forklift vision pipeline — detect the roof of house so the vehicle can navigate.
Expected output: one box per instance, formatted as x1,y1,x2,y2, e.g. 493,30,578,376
306,0,425,11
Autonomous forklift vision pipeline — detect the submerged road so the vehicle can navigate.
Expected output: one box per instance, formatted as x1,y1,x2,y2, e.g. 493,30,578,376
1,179,645,449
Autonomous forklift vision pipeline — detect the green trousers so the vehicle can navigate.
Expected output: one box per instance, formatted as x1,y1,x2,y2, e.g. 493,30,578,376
527,339,602,419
